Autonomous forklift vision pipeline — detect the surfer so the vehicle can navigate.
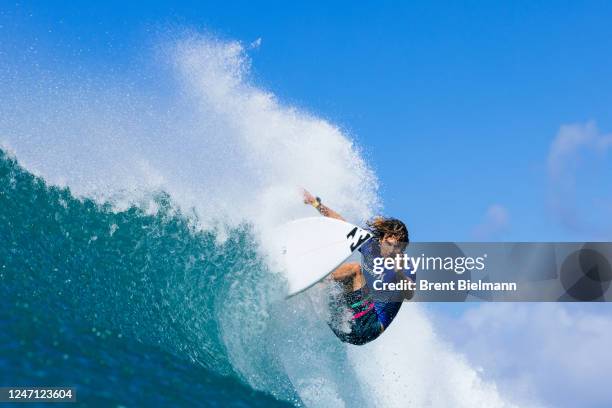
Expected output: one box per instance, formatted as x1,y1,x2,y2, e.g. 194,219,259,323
302,189,414,345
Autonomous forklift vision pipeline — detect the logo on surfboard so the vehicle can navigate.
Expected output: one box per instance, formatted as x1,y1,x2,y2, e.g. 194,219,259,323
346,227,372,252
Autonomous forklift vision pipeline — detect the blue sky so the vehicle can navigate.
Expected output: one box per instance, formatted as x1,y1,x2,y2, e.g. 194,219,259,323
2,0,611,242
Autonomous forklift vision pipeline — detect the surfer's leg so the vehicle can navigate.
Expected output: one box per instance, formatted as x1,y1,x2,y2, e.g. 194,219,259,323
327,286,382,345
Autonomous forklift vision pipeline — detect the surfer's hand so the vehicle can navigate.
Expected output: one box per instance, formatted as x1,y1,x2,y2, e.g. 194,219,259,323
302,189,345,221
302,189,316,205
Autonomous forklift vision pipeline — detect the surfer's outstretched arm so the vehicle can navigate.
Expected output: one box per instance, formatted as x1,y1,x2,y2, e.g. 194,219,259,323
302,189,346,221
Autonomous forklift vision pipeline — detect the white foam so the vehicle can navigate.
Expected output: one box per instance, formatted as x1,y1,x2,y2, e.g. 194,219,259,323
348,303,518,408
0,33,378,238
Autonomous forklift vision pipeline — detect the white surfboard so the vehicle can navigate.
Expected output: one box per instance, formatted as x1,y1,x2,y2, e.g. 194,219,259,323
271,217,373,297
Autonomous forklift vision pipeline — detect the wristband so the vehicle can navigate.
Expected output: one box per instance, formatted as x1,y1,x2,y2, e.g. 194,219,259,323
313,196,322,209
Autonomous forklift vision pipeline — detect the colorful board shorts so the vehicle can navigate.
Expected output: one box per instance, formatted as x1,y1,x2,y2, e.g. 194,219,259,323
328,287,383,346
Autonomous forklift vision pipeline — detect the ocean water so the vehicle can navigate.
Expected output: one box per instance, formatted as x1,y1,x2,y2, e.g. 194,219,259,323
0,150,295,406
0,33,515,407
0,146,379,407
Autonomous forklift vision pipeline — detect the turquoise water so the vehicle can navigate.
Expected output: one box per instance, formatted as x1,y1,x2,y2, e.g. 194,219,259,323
0,149,299,406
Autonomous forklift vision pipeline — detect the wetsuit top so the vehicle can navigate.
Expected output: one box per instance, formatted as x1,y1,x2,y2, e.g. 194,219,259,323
358,238,412,328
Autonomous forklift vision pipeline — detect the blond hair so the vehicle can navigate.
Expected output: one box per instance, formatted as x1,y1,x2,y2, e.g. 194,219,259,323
366,217,409,248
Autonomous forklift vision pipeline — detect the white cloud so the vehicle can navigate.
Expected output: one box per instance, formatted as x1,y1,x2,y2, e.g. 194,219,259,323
433,303,612,408
547,121,612,236
472,204,510,240
548,121,612,182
